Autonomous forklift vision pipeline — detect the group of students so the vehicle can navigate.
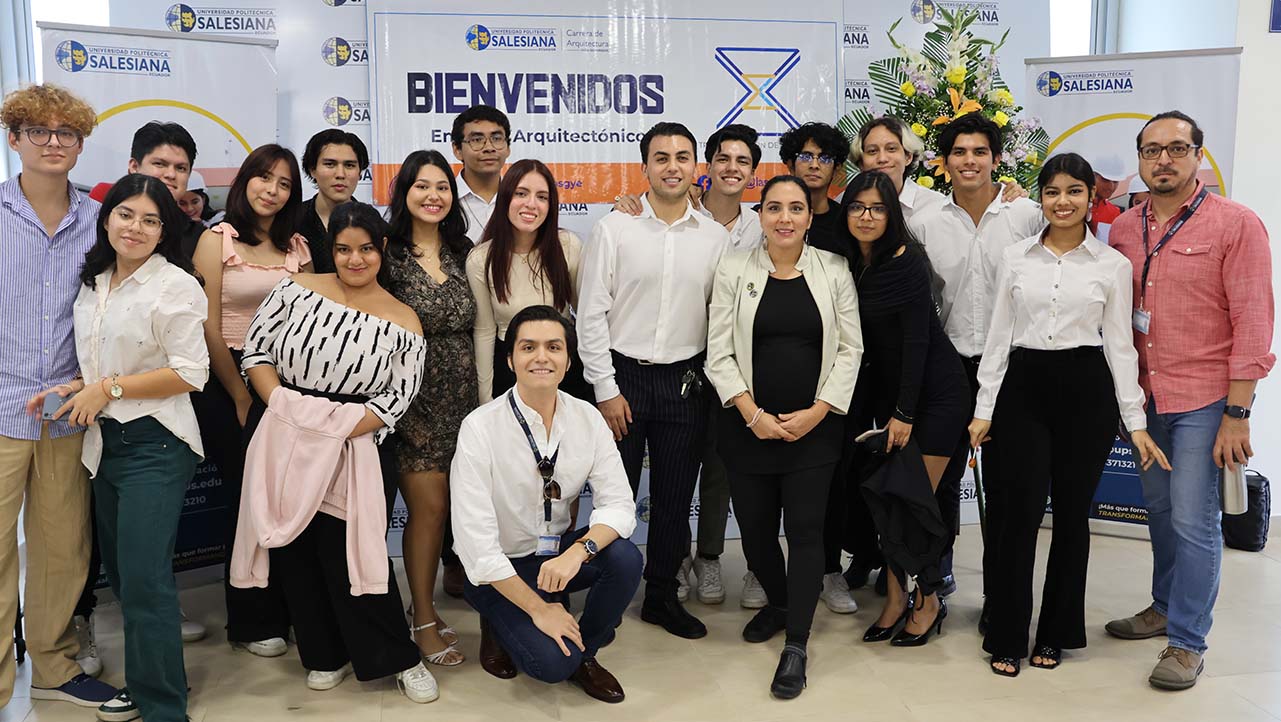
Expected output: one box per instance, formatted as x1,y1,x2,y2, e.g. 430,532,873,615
0,80,1273,721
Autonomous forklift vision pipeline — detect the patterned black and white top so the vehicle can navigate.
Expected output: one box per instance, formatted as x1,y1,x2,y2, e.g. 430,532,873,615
241,278,426,442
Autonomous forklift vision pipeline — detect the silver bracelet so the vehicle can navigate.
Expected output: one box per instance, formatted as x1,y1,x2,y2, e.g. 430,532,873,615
746,408,765,428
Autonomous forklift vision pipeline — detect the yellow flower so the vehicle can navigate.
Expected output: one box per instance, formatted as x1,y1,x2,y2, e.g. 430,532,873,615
998,175,1015,184
916,175,935,189
993,111,1010,127
945,66,967,85
900,81,916,98
993,88,1014,106
910,122,928,138
1026,151,1040,165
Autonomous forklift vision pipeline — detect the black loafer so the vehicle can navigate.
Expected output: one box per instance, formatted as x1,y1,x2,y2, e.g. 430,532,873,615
641,597,707,639
742,606,787,643
770,648,807,699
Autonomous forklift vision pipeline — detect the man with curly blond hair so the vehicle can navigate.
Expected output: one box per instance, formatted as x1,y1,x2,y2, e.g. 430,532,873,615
0,84,119,711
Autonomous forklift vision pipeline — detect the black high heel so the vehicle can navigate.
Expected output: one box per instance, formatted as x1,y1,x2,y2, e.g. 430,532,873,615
862,592,914,642
890,593,947,647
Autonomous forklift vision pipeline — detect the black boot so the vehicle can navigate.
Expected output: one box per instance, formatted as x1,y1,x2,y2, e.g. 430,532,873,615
770,644,807,699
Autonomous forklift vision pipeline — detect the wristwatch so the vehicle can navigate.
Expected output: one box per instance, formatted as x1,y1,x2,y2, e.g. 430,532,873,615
1224,405,1251,420
108,374,124,401
576,538,599,561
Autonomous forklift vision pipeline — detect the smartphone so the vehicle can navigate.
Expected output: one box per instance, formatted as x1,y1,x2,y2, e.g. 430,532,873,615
42,391,72,420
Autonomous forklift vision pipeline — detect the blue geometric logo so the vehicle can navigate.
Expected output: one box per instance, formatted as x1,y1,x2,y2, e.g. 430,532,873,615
1037,71,1063,97
713,47,802,135
165,4,196,32
55,40,88,73
466,24,492,51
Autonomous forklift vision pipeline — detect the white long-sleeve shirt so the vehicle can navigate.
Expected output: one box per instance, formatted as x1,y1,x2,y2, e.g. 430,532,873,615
449,388,637,585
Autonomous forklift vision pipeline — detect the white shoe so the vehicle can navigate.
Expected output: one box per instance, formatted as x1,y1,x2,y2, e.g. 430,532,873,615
676,557,693,603
180,610,207,643
74,615,103,678
820,572,859,614
307,663,352,691
234,637,288,657
740,572,768,609
692,557,725,604
396,661,439,704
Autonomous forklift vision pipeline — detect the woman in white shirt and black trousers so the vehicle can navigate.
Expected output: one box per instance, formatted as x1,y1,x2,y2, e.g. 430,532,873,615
968,154,1170,678
29,174,209,722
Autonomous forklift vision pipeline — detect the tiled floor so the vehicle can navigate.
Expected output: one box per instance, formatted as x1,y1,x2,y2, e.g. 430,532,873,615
7,525,1281,721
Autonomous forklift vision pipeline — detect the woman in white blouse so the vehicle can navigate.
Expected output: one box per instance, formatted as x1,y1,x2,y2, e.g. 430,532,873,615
29,174,209,722
465,158,589,404
967,154,1170,678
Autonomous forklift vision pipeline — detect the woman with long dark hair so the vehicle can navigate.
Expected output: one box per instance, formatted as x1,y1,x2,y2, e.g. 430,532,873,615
384,149,477,666
466,158,590,403
190,143,311,658
845,170,968,648
30,174,208,722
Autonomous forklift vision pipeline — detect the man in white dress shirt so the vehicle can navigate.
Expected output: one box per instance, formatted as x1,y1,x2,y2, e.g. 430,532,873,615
451,104,511,244
451,305,641,703
577,122,730,639
908,112,1045,619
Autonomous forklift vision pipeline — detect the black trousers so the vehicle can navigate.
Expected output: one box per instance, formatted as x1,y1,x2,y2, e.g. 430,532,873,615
730,463,834,644
940,355,996,584
613,352,706,598
821,415,855,574
982,347,1119,659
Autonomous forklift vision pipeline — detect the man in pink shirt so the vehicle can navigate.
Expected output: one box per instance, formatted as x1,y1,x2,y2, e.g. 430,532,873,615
1106,111,1275,690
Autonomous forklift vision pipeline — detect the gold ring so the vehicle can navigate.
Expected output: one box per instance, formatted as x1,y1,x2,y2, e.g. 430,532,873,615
614,195,621,202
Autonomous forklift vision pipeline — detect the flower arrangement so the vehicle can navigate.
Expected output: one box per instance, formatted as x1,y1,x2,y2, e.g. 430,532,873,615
837,7,1049,195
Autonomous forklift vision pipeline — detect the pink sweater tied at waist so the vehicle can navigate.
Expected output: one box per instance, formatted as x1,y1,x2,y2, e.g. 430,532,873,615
230,386,389,595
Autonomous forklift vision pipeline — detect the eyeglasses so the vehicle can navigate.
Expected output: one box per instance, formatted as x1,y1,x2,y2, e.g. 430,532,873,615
538,456,561,503
1138,143,1199,160
463,132,508,151
17,126,81,147
848,202,889,220
111,207,164,235
795,151,835,166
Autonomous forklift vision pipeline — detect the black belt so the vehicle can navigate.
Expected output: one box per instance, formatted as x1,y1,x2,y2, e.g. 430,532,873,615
1010,346,1103,360
281,380,371,405
611,350,706,368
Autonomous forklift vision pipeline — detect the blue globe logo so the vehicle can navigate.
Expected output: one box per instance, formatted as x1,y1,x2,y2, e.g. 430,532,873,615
466,24,491,51
910,0,937,24
637,496,651,524
322,0,350,5
321,37,351,66
165,4,196,32
54,40,88,73
1037,71,1063,97
323,96,354,126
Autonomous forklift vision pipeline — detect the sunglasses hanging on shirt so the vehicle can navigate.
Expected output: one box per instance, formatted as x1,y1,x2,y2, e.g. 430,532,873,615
508,391,563,556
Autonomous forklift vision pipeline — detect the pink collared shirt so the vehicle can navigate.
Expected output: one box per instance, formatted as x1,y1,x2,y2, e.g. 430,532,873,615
1109,182,1275,414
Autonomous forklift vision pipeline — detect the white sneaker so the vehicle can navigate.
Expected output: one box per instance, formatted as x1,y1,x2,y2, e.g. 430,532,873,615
692,557,725,604
234,637,288,657
676,557,693,603
74,615,103,678
180,610,207,643
740,572,768,609
820,572,859,614
396,661,439,704
307,663,352,691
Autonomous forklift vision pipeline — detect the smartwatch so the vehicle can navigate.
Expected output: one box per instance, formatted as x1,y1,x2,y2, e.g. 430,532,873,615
576,538,599,561
1224,405,1251,420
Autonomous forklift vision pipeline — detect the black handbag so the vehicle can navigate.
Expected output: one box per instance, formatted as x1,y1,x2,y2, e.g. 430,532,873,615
1222,470,1271,552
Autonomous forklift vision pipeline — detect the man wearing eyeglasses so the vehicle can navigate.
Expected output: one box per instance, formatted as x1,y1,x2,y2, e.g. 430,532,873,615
0,84,120,710
1105,111,1274,691
451,104,512,244
450,305,640,703
779,122,850,260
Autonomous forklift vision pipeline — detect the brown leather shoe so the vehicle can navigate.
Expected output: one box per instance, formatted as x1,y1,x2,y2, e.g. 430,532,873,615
568,658,625,704
442,563,466,599
479,619,517,680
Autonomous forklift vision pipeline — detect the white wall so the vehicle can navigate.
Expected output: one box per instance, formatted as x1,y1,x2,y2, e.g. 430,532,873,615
1234,0,1281,483
1118,0,1239,52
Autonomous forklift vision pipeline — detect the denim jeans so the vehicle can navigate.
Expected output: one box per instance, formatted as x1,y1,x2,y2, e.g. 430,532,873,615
463,528,643,683
1136,397,1225,655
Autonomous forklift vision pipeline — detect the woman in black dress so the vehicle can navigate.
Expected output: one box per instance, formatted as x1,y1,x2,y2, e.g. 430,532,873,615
845,170,968,647
706,175,862,699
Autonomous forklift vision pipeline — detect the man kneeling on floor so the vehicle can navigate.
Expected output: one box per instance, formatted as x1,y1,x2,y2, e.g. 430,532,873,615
450,304,642,703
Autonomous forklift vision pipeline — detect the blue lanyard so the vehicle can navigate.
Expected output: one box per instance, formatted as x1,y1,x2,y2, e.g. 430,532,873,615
507,390,559,522
1139,187,1208,308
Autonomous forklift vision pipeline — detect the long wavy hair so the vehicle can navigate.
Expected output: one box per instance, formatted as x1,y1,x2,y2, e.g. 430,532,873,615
479,159,572,310
223,143,303,253
81,174,198,289
384,149,470,261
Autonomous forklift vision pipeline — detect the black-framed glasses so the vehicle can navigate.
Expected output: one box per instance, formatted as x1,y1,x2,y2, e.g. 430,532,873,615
110,207,164,235
1138,143,1199,160
18,126,81,147
464,132,508,151
848,202,889,220
795,151,835,166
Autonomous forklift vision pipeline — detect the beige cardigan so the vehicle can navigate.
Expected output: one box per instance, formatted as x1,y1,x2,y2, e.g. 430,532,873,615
706,244,863,414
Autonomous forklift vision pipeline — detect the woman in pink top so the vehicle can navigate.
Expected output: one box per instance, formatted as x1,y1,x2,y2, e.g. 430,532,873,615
191,144,311,658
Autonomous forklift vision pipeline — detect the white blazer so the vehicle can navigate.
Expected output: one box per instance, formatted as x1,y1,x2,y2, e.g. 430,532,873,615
706,244,863,414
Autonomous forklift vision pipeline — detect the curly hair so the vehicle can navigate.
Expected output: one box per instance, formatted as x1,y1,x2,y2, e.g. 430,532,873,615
2,84,96,137
778,122,849,166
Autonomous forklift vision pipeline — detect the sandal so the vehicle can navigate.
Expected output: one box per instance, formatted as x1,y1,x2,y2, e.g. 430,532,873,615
410,621,464,667
1029,645,1061,670
989,655,1020,677
408,604,460,646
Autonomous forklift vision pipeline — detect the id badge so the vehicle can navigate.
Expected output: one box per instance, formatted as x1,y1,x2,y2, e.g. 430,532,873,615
536,534,560,556
1132,308,1151,335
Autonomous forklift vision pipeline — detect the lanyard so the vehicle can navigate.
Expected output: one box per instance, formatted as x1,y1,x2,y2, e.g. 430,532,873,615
1139,186,1208,308
507,391,559,523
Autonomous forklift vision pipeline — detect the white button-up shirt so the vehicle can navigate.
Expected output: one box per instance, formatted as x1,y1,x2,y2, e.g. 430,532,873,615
909,194,1045,358
449,388,637,585
697,203,763,252
577,194,729,402
974,230,1147,431
73,255,209,475
457,171,496,244
899,178,947,224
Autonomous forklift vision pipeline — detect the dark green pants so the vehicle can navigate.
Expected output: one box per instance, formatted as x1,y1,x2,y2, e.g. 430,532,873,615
94,417,196,722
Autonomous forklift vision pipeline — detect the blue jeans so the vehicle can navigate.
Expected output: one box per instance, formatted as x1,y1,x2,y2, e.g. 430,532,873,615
1137,398,1225,655
463,528,642,683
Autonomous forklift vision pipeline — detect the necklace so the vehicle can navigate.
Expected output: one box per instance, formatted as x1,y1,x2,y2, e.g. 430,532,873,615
719,207,742,230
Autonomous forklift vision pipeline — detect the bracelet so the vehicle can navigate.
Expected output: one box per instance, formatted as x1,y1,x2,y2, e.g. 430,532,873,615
100,378,111,397
893,407,915,423
746,408,765,428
